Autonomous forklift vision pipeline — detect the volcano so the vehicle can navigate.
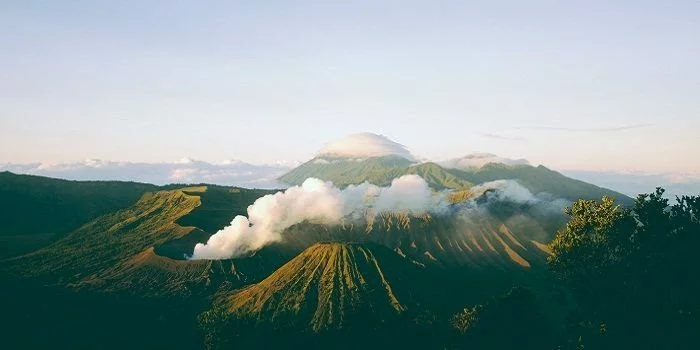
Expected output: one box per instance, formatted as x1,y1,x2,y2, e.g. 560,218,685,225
222,242,419,332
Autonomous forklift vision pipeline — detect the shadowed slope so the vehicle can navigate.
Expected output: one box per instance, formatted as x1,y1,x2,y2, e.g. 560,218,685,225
0,172,157,258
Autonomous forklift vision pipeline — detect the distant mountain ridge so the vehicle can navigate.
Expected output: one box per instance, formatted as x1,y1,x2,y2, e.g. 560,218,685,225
279,155,472,190
279,155,633,205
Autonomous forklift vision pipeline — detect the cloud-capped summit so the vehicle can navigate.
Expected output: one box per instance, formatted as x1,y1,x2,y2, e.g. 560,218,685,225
318,133,414,160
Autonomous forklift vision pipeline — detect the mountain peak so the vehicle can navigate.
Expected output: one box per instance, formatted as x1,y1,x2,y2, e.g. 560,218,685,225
318,133,414,160
223,242,409,331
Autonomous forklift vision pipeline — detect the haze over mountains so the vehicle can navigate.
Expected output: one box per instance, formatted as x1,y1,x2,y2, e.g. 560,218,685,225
0,158,290,189
4,132,698,196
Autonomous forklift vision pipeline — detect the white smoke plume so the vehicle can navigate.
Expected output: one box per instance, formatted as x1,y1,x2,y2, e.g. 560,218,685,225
462,179,570,222
190,175,438,260
469,179,538,204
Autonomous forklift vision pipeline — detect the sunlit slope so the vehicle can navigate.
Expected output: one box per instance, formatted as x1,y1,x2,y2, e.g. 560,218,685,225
1,186,285,296
278,210,556,272
3,188,202,281
279,157,632,203
447,163,633,204
0,172,157,257
278,155,411,187
278,156,471,190
366,214,552,270
224,243,417,332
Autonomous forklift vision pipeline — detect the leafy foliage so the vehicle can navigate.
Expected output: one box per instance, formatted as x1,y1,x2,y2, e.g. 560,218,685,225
449,286,554,349
450,304,483,334
547,188,700,349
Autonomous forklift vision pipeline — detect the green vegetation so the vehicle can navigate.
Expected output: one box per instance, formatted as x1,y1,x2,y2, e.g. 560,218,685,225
0,171,156,257
176,186,276,233
548,188,700,349
449,287,554,349
156,185,276,259
448,163,633,204
3,188,203,283
279,156,632,203
278,155,471,190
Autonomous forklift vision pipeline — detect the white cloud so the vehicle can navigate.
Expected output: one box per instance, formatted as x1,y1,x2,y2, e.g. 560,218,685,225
469,179,538,204
318,132,414,160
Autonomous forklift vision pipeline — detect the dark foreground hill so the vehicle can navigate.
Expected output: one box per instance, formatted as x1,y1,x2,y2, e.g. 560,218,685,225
0,172,629,349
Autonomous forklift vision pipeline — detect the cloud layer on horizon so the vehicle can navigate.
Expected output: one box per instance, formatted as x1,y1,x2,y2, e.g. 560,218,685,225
0,158,291,189
562,170,700,199
3,130,698,198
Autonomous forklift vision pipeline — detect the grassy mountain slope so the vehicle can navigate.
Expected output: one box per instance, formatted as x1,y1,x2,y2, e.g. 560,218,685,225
278,155,412,187
223,242,418,332
279,156,631,203
0,171,157,257
446,163,633,204
279,156,471,190
1,185,283,295
3,187,202,282
398,162,473,190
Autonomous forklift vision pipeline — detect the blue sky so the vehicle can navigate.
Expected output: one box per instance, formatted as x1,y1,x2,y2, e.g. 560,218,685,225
1,1,699,174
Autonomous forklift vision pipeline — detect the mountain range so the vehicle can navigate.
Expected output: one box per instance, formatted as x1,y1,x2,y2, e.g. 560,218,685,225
0,133,642,349
6,133,695,197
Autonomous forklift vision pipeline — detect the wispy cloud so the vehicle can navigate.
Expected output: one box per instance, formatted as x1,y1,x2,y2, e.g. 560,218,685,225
510,124,653,133
562,169,700,198
479,124,652,141
477,132,525,141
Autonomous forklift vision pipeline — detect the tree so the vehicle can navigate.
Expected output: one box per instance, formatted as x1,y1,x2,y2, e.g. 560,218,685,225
449,287,553,349
548,188,700,349
548,196,635,306
450,304,483,334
